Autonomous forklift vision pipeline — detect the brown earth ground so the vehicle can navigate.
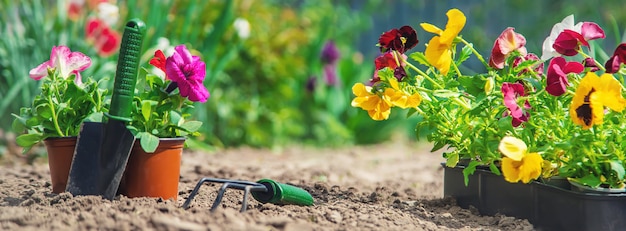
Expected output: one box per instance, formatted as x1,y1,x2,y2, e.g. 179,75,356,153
0,137,534,231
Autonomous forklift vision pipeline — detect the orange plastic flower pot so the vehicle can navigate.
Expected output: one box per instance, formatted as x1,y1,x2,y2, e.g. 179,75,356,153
44,137,77,193
123,138,185,200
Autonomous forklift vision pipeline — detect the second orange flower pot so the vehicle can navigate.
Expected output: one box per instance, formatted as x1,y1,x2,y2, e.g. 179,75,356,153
122,137,185,200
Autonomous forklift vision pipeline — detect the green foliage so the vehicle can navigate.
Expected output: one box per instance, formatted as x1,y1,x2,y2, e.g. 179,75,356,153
12,71,107,153
127,68,202,153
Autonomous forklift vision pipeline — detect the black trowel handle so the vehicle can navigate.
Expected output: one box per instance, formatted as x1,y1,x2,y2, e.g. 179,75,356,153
107,19,146,122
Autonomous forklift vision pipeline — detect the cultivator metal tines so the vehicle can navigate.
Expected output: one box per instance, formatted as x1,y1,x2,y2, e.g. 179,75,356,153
182,178,314,212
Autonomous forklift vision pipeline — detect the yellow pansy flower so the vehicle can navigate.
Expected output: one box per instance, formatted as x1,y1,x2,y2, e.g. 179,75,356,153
498,136,543,183
386,77,421,109
420,9,466,75
351,83,391,120
570,72,626,129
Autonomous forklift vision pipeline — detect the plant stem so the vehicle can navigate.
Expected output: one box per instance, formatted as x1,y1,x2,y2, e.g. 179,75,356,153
401,57,444,89
48,94,64,137
460,38,488,67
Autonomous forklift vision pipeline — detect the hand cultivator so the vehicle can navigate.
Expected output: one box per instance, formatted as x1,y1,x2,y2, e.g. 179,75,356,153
183,178,314,212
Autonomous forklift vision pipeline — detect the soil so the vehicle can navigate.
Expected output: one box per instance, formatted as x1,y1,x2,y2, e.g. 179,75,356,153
0,139,535,231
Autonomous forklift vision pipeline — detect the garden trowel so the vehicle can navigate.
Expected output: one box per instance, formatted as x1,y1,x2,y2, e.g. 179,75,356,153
66,19,146,200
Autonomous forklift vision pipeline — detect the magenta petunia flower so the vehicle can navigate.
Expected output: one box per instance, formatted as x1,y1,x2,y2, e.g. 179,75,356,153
605,43,626,73
29,46,91,85
545,57,583,96
502,82,530,127
165,45,210,102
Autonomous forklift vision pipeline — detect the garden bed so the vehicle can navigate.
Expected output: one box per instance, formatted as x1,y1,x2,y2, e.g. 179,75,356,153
1,141,533,230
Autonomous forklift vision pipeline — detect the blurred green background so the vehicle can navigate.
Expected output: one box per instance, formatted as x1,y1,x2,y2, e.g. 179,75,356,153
2,0,626,157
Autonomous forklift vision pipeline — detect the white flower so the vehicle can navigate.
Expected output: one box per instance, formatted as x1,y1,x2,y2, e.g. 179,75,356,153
97,2,119,26
540,15,583,60
233,18,250,39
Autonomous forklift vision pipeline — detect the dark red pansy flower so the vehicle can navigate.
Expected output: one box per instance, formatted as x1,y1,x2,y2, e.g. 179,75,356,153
605,43,626,73
546,57,583,96
378,25,418,54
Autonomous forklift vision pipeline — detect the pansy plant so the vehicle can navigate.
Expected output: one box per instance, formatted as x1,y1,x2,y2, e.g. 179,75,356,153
352,9,626,188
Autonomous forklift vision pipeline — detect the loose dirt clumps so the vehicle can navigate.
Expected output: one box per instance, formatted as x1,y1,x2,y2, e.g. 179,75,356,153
0,140,534,230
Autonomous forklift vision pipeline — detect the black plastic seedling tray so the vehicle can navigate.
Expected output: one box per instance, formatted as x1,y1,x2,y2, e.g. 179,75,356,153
443,164,626,231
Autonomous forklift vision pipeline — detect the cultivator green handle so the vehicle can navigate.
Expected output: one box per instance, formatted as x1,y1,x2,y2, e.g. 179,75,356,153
107,19,146,122
183,177,314,212
252,179,314,206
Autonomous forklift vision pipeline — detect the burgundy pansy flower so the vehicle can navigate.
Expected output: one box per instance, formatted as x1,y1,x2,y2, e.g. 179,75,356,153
165,45,210,102
371,51,407,83
553,23,605,56
605,43,626,73
513,53,543,78
378,25,418,54
582,57,600,72
502,82,531,127
546,57,584,96
489,27,527,69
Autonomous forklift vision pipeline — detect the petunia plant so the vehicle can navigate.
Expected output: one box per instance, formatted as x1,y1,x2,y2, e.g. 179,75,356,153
128,44,209,153
12,46,108,152
352,9,626,189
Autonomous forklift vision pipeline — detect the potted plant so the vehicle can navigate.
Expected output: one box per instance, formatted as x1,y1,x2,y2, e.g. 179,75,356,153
351,8,626,230
120,44,208,200
12,46,108,193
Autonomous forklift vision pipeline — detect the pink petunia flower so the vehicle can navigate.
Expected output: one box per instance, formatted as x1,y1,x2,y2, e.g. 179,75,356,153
545,57,583,96
165,45,210,102
29,46,91,85
502,82,530,127
489,27,527,69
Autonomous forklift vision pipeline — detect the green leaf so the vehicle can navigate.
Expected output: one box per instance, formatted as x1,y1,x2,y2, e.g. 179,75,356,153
431,141,446,152
16,133,43,148
462,161,480,186
141,101,152,121
138,132,159,153
456,43,473,65
170,110,182,126
574,175,602,188
489,162,501,175
432,90,461,98
180,121,203,132
84,112,104,122
409,52,430,66
445,152,459,167
610,160,625,179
